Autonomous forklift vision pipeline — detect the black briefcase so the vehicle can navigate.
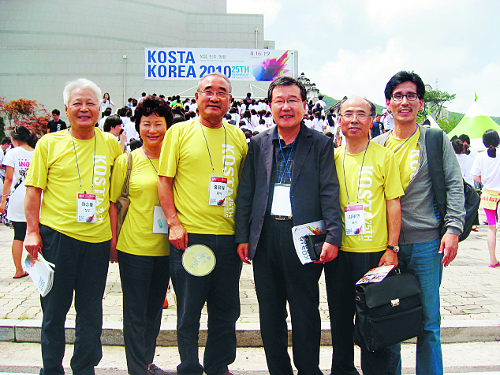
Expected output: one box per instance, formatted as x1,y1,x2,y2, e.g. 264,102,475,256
353,272,423,352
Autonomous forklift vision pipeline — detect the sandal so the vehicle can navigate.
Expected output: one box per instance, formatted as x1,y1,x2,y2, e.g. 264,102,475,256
13,272,28,279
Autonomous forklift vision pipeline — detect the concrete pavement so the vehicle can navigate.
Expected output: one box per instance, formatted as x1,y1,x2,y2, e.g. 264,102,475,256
0,213,500,347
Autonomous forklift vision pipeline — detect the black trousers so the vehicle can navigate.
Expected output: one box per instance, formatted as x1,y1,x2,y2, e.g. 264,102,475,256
39,224,110,375
253,216,324,375
170,234,242,375
325,250,390,375
118,251,170,375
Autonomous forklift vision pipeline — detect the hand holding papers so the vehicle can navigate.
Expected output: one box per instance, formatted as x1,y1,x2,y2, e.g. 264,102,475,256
24,253,55,297
356,265,395,285
291,220,325,264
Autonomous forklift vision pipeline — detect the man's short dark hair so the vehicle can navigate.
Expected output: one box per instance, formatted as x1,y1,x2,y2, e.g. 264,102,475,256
1,137,12,145
102,107,112,117
384,71,425,100
52,109,61,116
267,76,307,102
103,114,122,132
117,107,128,117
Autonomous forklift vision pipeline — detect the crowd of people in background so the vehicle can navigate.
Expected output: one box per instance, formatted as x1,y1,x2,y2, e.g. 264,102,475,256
85,90,404,154
1,71,498,375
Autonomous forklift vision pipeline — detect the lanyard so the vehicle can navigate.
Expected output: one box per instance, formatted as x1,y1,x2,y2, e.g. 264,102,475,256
142,148,158,174
391,126,418,154
199,121,227,174
278,138,296,183
342,141,370,204
70,129,96,193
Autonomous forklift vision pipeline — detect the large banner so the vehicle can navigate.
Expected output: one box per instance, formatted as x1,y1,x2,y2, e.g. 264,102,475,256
145,48,295,81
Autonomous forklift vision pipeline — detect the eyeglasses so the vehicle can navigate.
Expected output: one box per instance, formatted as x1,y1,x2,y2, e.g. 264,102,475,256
271,98,302,107
197,90,231,99
340,112,369,121
391,92,419,102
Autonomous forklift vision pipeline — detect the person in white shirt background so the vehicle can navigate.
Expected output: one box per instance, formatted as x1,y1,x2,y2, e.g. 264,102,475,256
471,130,500,268
99,92,115,114
0,126,37,279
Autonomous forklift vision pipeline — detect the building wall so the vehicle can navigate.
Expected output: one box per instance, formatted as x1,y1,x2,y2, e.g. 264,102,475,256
0,0,276,119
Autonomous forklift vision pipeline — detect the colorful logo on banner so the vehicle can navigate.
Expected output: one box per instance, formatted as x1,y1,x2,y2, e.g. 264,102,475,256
145,48,295,81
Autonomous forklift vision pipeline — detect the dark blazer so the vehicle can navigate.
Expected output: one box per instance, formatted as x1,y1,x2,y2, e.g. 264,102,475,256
235,123,342,259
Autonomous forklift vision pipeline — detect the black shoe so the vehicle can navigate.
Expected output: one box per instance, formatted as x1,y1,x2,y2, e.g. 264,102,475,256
148,364,168,375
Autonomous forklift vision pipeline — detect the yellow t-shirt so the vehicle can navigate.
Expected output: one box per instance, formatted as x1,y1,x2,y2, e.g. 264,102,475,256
335,142,404,253
158,119,248,234
25,129,123,242
385,128,421,191
110,149,169,256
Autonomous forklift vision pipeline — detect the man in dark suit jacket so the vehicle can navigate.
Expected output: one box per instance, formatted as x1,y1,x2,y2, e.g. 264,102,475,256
235,76,342,375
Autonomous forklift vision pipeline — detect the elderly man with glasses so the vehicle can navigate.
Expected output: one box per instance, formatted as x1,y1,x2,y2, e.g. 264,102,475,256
158,73,248,375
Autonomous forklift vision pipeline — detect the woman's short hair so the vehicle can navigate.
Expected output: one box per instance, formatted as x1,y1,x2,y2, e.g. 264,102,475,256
134,95,174,133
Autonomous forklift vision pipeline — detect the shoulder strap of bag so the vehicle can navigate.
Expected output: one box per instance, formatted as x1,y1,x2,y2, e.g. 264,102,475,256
121,151,133,197
12,174,25,192
425,128,447,221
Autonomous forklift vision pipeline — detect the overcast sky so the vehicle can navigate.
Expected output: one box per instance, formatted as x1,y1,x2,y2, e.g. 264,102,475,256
227,0,500,116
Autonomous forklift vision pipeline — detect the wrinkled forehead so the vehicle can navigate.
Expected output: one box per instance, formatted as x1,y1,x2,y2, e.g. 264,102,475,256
69,87,98,103
198,76,230,92
341,97,371,113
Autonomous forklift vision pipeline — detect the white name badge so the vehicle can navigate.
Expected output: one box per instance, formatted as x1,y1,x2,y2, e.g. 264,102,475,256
76,192,96,223
153,206,168,234
271,183,292,217
344,204,365,236
208,175,227,206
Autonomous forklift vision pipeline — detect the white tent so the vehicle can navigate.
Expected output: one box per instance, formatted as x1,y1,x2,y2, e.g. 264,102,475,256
426,114,441,129
448,101,500,152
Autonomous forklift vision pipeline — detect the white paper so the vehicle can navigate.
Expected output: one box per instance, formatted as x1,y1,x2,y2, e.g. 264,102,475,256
24,253,55,297
344,204,365,236
153,206,168,234
356,265,395,285
271,184,292,217
291,220,325,265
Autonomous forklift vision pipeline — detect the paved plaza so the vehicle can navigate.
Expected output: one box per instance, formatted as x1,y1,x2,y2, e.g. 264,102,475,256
0,213,499,346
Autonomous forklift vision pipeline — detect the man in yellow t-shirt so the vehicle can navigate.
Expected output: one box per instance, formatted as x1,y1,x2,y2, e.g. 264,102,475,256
326,96,404,375
24,78,122,375
158,73,247,375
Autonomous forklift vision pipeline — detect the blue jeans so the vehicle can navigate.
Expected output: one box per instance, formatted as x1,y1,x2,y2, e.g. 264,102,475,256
170,234,242,375
388,239,443,375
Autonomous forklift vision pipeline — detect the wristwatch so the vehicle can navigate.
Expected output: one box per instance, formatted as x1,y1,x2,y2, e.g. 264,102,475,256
387,245,400,253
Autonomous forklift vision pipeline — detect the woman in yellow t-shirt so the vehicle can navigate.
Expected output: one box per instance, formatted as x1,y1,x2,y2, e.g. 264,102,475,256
109,96,173,375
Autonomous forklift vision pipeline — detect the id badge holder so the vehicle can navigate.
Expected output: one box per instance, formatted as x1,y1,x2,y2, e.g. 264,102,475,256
208,174,227,206
344,203,365,236
271,183,292,217
76,192,96,223
153,205,168,234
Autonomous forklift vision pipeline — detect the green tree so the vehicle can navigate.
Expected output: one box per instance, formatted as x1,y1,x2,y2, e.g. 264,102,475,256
424,88,456,119
436,113,464,134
